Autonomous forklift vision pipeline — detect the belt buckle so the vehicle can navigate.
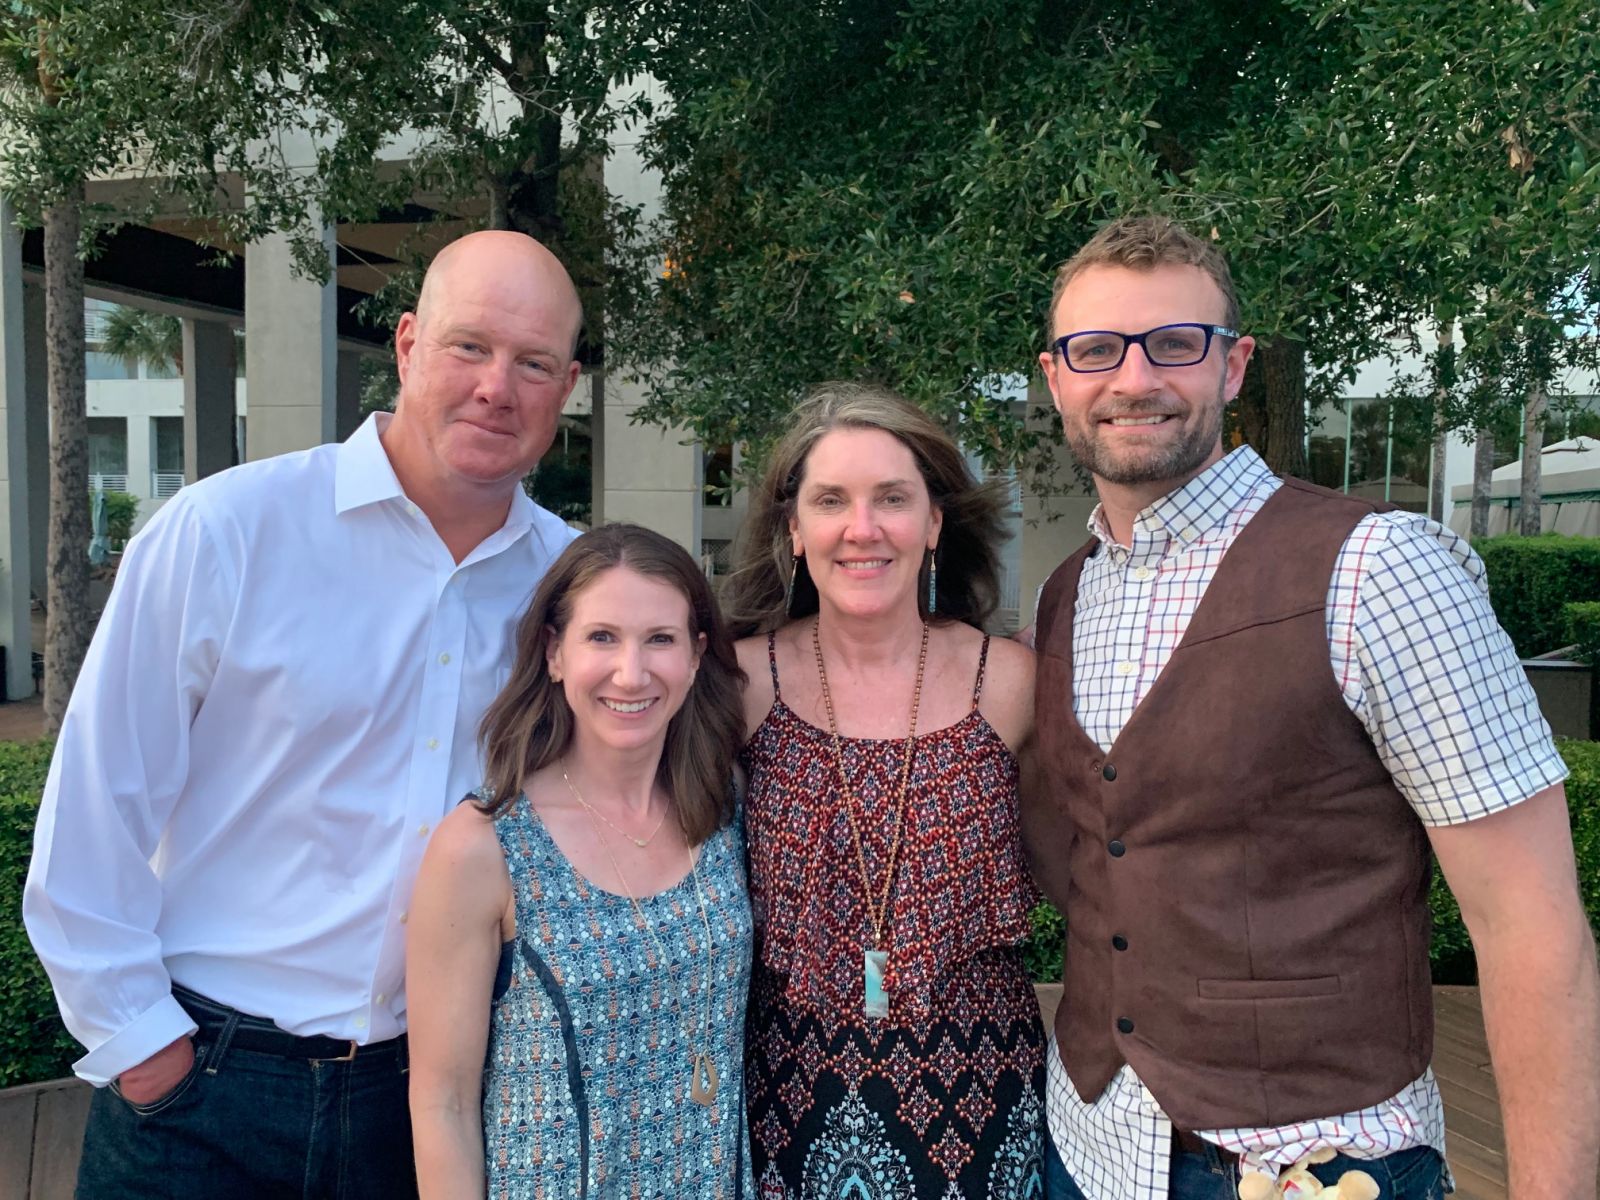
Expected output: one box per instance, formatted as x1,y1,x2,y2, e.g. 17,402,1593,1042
312,1040,359,1063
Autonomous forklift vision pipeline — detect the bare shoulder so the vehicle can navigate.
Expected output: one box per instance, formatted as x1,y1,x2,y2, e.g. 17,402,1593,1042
978,632,1036,752
734,634,776,741
417,802,509,903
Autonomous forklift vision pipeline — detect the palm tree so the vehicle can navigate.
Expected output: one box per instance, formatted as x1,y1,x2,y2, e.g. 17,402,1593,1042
98,305,182,375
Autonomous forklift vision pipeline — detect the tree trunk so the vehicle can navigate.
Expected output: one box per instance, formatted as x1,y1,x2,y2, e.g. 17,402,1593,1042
1428,322,1453,523
42,184,92,732
1470,426,1495,538
1518,381,1546,536
1236,336,1307,477
1429,425,1448,523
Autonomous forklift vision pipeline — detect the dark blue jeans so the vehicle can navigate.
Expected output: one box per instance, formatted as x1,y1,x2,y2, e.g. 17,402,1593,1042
1045,1133,1448,1200
75,1007,416,1199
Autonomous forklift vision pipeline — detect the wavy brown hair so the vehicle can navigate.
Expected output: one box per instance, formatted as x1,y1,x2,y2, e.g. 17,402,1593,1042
723,382,1008,638
477,524,747,845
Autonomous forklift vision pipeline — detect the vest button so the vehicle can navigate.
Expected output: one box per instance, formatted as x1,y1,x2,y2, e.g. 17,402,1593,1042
1108,839,1126,858
1117,1017,1135,1034
1102,763,1117,781
1111,935,1129,951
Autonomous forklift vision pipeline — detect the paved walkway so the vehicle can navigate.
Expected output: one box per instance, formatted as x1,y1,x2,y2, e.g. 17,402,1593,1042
0,696,44,742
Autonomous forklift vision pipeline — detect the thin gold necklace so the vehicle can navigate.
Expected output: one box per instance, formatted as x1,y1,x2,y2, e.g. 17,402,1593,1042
560,765,671,848
562,765,721,1106
811,617,928,1020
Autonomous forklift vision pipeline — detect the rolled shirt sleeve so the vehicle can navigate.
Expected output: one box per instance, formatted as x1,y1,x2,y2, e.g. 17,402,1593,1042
23,492,233,1083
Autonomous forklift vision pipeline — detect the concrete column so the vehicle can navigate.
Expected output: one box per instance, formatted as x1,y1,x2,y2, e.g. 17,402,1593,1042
127,416,153,506
244,223,336,459
0,198,34,699
334,349,363,442
183,317,237,482
588,373,606,525
602,372,701,553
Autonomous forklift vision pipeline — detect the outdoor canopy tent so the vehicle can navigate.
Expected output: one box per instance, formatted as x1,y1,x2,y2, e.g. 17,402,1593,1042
1449,437,1600,537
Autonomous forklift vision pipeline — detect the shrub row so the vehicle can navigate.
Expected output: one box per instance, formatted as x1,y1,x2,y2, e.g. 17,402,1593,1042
1476,535,1600,658
1023,738,1600,985
0,739,78,1088
1565,601,1600,666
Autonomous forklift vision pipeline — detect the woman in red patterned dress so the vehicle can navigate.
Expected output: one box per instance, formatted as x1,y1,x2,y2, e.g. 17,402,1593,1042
725,383,1046,1200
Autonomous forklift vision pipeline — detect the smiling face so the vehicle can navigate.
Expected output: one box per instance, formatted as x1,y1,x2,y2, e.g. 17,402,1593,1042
545,566,705,757
788,427,943,622
1039,263,1253,497
389,232,582,499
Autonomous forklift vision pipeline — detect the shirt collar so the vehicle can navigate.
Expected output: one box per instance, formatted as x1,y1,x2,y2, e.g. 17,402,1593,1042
333,411,536,536
1085,444,1274,552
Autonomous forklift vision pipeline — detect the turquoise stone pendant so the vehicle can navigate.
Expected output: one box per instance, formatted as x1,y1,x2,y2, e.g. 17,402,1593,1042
863,949,889,1019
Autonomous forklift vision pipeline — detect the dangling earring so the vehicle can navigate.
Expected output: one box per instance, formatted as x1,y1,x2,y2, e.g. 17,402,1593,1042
927,549,938,615
786,550,803,615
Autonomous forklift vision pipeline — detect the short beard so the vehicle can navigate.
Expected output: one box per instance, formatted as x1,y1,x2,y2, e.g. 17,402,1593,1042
1065,379,1227,486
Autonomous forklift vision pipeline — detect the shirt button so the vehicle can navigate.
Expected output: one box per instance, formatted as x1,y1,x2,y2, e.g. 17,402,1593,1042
354,1015,368,1030
426,737,439,751
1133,566,1151,581
1116,661,1134,676
375,993,387,1006
1116,1017,1135,1034
1102,763,1117,781
1111,935,1129,951
1181,527,1198,541
438,653,451,665
1108,839,1126,858
418,824,431,838
399,911,409,924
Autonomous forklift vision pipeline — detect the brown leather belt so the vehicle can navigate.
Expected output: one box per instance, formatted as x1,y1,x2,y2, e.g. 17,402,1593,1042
1172,1129,1238,1161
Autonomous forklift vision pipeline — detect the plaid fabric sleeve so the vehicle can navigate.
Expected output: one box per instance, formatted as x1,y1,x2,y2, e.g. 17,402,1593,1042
1337,513,1568,827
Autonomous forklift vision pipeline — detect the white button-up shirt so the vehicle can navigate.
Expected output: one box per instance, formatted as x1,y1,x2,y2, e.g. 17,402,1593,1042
24,413,576,1084
1044,446,1566,1200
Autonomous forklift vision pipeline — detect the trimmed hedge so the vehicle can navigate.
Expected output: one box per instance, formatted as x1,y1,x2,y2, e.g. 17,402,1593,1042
1476,535,1600,658
1023,737,1600,985
0,739,77,1088
1565,601,1600,666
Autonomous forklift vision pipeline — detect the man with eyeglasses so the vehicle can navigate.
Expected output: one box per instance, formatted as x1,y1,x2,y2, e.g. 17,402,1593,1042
1022,215,1598,1200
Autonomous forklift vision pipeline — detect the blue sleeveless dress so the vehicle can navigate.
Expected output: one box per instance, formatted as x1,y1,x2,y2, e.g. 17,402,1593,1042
484,794,755,1199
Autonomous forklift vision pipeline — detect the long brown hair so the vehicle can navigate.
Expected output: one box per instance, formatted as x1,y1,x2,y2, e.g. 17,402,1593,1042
722,382,1008,637
477,524,747,844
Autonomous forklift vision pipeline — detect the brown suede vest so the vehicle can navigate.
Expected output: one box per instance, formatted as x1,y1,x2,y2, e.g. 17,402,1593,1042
1023,477,1434,1130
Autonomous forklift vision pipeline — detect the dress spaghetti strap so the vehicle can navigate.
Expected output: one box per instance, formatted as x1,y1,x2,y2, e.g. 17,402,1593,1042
766,630,782,699
972,635,992,709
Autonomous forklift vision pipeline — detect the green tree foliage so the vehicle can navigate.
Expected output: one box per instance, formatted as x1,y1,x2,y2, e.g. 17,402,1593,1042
627,0,1600,487
99,306,181,375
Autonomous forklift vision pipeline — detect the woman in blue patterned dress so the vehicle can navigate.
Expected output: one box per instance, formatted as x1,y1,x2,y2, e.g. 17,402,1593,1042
407,524,754,1199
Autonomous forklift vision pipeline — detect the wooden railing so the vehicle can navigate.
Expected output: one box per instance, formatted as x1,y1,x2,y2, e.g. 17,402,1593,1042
0,1076,88,1199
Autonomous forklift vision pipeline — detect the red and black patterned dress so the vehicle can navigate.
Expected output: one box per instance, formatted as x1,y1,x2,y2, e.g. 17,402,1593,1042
744,632,1046,1200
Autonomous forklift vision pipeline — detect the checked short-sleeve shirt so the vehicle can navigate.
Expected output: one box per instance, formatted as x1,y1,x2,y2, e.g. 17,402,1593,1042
1043,445,1567,1200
